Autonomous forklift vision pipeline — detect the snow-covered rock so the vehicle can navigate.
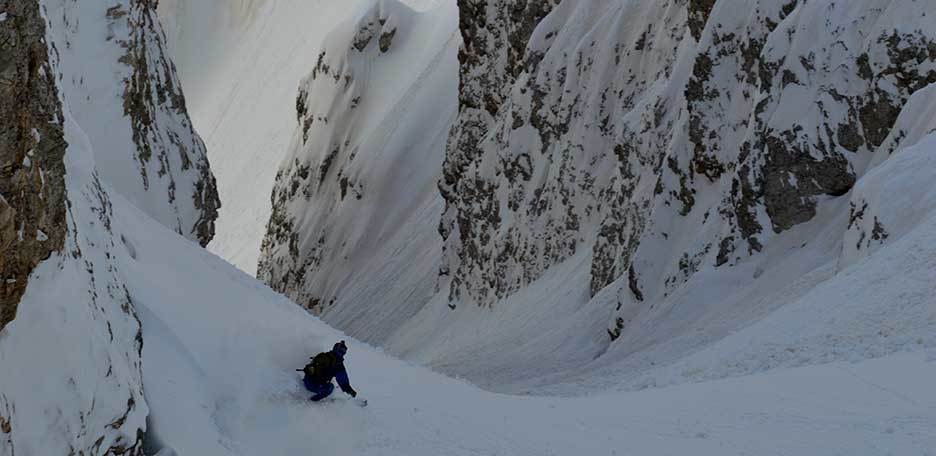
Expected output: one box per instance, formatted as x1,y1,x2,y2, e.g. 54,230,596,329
50,0,220,246
1,0,219,453
841,84,936,268
257,0,458,342
439,0,936,339
156,0,374,272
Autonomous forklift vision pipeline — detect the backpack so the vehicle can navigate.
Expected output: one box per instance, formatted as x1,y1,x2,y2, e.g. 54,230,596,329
302,351,337,382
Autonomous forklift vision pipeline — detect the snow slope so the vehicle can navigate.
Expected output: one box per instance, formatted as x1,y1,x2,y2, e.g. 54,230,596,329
8,117,934,454
7,143,934,454
119,191,936,455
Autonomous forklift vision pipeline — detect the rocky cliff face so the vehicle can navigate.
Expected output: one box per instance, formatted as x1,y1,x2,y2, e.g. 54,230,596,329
115,0,220,246
440,0,677,307
0,0,67,331
51,0,219,247
439,0,935,339
1,0,219,453
258,0,458,342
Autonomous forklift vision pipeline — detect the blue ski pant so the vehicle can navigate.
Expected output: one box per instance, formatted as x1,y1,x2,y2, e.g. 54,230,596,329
303,376,335,402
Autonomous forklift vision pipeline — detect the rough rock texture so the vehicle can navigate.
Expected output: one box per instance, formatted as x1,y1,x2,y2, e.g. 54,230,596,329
840,84,936,270
439,0,562,307
115,0,220,246
112,0,220,246
440,0,686,306
1,0,219,453
438,0,935,329
0,0,67,330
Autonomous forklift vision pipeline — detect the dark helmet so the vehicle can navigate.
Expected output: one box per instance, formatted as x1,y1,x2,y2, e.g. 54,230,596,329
333,340,348,356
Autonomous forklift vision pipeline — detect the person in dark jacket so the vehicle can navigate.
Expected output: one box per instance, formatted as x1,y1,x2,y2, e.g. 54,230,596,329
302,341,357,402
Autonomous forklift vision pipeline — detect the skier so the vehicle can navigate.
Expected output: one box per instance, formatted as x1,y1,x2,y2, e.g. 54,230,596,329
301,340,358,402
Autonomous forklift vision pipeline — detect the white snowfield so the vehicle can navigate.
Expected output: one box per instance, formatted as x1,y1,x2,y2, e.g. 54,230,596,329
125,196,936,455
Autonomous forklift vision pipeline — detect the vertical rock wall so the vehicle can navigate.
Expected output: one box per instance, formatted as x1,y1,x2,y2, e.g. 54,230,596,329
0,0,67,330
439,0,935,339
117,0,220,246
2,0,223,453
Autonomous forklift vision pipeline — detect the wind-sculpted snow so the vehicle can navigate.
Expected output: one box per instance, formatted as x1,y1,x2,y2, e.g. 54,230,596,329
258,0,458,340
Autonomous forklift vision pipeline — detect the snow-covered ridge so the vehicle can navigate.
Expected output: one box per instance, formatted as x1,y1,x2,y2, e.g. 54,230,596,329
1,0,220,453
52,0,220,246
257,0,458,341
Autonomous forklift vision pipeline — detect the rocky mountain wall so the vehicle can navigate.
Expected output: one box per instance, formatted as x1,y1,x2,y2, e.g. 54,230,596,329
439,0,935,341
258,0,458,343
0,0,67,331
1,0,221,453
116,0,220,245
54,0,219,246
